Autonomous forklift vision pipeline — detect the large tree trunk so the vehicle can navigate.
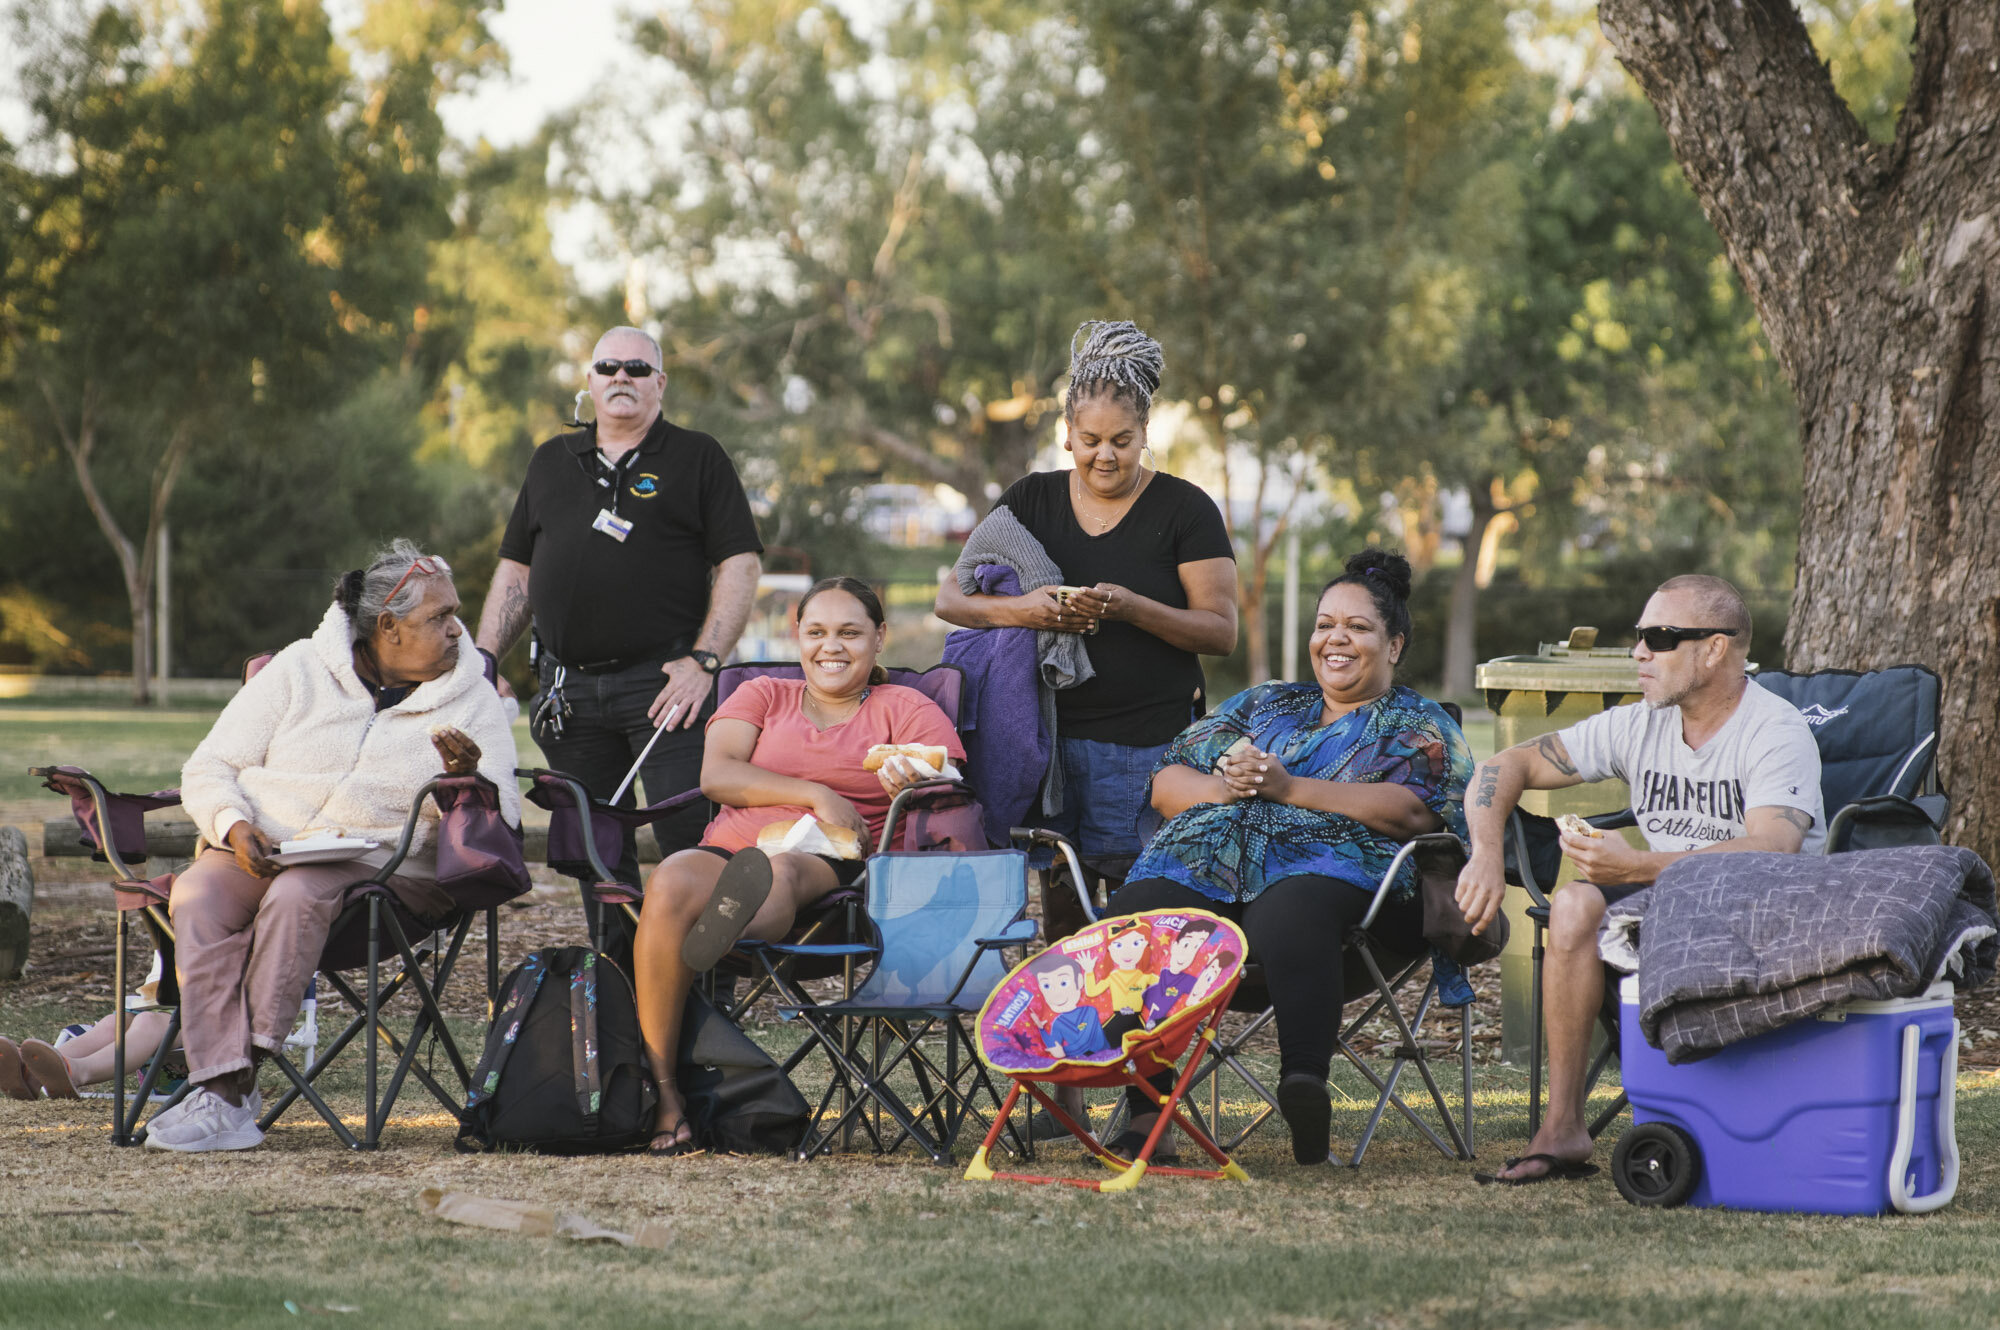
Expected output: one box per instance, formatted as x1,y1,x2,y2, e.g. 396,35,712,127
1599,0,2000,859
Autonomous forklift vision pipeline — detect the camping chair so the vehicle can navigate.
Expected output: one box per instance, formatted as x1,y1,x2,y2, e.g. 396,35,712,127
965,909,1253,1192
528,661,975,1023
32,764,528,1149
1139,833,1479,1167
30,644,527,1149
1117,701,1482,1167
781,819,1099,1165
1519,662,1951,1138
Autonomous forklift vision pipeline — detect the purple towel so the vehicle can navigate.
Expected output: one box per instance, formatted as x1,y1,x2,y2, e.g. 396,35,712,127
941,563,1052,847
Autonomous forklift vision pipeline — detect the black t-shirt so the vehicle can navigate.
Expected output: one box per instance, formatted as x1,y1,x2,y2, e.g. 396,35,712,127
498,416,763,666
996,469,1235,745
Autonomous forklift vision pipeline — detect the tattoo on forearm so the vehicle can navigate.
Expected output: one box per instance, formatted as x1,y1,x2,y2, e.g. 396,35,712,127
489,583,530,653
1474,763,1500,809
1535,733,1578,777
1772,807,1814,832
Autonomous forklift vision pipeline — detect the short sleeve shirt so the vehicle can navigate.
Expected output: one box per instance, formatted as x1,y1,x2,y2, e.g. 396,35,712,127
498,415,763,665
1559,678,1825,854
700,677,966,851
995,470,1234,745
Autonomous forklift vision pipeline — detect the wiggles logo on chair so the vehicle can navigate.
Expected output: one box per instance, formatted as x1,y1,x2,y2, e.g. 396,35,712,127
980,911,1244,1073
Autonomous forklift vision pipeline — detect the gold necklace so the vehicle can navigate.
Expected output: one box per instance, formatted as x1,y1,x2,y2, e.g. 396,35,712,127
803,686,868,728
1073,469,1147,531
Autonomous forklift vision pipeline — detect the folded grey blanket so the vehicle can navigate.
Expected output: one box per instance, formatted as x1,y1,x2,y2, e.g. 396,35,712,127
953,505,1094,816
1600,846,1998,1064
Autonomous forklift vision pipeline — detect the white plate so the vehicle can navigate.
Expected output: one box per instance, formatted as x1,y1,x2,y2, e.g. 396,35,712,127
272,837,379,866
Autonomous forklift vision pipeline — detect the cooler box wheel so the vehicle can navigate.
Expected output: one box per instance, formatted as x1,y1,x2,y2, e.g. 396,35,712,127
1613,1122,1701,1208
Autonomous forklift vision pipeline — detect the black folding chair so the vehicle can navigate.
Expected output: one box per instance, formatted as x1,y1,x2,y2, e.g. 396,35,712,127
1519,663,1951,1137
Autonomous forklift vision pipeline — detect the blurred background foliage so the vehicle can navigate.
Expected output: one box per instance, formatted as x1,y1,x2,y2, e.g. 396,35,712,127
0,0,1907,700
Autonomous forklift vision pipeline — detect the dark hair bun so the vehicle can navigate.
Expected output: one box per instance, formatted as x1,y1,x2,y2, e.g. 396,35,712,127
1343,549,1412,601
334,569,365,617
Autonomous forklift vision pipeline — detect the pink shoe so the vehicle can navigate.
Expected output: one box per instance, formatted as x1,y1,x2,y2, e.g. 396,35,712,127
0,1038,33,1100
19,1040,78,1098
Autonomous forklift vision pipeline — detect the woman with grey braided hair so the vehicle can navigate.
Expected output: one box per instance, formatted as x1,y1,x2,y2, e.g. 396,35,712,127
937,316,1237,922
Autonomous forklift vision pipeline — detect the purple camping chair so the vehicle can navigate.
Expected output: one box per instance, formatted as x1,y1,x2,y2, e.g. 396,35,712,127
523,660,988,1032
29,647,528,1150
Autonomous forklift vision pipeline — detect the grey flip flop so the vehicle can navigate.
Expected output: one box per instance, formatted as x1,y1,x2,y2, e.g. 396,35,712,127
682,849,774,972
19,1040,78,1099
0,1037,34,1100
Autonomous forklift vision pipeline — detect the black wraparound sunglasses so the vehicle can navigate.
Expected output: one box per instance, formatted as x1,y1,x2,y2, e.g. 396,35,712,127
1635,624,1740,652
591,358,658,378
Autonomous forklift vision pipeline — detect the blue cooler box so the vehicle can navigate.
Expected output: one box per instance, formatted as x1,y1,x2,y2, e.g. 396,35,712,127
1615,975,1959,1214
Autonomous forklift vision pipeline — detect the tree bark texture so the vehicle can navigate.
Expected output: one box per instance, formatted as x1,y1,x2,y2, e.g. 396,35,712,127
0,826,33,981
1599,0,2000,858
1443,478,1500,701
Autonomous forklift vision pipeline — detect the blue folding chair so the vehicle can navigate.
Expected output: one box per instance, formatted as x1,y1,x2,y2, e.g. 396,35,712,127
784,845,1044,1164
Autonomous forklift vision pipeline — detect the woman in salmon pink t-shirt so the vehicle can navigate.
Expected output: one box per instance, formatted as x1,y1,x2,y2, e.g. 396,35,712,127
631,576,963,1156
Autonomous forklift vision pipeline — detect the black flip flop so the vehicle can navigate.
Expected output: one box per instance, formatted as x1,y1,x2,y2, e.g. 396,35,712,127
1277,1072,1333,1165
682,849,774,972
647,1118,699,1157
1473,1152,1600,1186
1106,1126,1180,1165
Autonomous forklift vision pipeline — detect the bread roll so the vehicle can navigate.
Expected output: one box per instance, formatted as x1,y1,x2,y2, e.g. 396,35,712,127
755,818,864,859
862,743,948,773
1557,813,1604,839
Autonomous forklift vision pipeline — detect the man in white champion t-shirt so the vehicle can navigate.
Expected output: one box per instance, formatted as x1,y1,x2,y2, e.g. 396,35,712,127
1455,575,1823,1185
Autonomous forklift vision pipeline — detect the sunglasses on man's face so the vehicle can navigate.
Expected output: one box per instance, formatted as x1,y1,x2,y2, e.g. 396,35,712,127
1634,624,1739,652
592,358,658,379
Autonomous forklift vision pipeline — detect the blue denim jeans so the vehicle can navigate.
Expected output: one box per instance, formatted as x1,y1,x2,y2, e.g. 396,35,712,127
1038,736,1172,861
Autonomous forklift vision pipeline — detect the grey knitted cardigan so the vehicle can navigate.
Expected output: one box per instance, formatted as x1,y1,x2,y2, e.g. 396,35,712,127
952,505,1095,816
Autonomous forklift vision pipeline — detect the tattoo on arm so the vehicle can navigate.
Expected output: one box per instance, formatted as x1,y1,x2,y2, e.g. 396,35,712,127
1771,807,1814,833
489,583,530,655
1473,763,1500,809
1534,733,1578,777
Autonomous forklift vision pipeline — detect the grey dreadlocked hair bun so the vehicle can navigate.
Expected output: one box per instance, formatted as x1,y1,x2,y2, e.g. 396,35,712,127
1064,320,1165,426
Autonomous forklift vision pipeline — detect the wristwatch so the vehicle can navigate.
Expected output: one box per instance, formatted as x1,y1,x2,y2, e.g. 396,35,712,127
687,649,721,675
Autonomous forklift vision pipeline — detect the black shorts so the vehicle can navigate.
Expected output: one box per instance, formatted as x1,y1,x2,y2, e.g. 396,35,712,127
695,843,866,888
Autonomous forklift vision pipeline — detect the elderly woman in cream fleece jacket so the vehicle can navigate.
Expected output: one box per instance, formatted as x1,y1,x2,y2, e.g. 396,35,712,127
149,539,519,1153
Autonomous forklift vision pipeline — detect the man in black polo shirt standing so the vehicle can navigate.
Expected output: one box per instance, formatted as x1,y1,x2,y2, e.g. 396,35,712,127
475,325,762,888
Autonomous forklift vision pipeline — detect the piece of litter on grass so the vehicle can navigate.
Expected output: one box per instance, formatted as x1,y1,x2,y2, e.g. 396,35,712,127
420,1188,663,1250
555,1214,635,1247
418,1188,555,1238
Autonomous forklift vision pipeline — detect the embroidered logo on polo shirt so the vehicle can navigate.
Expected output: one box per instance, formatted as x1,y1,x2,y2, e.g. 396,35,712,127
629,473,660,499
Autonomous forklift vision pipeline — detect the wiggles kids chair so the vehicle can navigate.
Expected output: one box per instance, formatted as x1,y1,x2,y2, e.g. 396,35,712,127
964,909,1250,1192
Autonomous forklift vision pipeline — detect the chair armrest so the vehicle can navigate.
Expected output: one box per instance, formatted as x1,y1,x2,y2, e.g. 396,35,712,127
1503,811,1555,909
1009,827,1097,923
34,766,183,869
975,920,1039,949
1585,808,1637,832
1362,833,1467,930
877,778,974,855
1825,795,1945,854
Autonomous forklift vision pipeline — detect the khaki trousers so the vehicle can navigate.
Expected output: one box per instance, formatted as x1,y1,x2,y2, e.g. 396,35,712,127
168,849,448,1084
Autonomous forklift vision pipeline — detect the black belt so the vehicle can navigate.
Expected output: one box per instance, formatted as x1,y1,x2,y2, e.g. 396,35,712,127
554,637,693,676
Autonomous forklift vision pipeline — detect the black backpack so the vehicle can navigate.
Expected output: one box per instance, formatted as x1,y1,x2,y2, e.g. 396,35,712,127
456,946,658,1154
678,989,811,1155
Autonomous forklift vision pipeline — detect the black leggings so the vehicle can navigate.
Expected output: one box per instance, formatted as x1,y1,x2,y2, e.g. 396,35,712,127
1106,874,1425,1112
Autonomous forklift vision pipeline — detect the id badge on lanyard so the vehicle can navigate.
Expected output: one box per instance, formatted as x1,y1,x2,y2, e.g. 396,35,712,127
590,448,635,541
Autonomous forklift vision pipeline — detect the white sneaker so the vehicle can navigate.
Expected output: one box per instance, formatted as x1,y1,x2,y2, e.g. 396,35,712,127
145,1082,257,1135
143,1086,264,1152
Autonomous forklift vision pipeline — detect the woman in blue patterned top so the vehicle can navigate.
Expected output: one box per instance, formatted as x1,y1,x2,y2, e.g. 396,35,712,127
1107,549,1472,1165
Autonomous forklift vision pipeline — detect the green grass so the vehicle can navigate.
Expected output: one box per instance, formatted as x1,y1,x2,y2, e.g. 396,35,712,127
0,705,547,803
9,701,1997,1328
5,975,2000,1329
